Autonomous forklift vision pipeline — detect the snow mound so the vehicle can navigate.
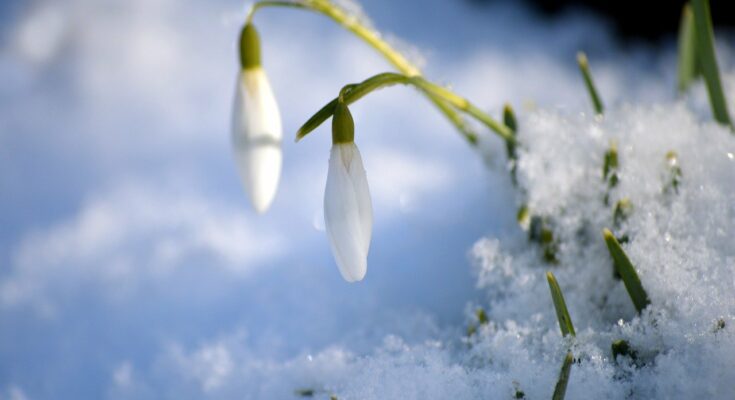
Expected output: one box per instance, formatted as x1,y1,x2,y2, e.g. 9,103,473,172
469,99,735,399
236,92,735,399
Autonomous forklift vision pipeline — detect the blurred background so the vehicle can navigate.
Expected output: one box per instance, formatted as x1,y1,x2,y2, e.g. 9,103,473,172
500,0,735,40
0,0,732,398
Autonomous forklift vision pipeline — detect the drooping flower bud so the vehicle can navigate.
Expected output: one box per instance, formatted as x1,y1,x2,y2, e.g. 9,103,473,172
232,23,282,213
324,99,373,282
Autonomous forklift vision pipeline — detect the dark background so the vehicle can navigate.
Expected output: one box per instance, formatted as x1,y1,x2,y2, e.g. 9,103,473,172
472,0,735,41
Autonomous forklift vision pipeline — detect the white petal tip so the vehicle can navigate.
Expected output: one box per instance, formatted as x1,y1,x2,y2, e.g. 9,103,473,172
232,144,282,216
340,268,367,283
336,256,368,282
251,201,271,214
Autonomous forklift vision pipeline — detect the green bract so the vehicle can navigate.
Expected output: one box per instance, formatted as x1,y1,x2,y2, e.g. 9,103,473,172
332,98,355,144
239,24,261,70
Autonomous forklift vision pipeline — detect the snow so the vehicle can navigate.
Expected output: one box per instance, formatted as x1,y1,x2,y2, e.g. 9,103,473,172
1,0,735,398
469,102,735,399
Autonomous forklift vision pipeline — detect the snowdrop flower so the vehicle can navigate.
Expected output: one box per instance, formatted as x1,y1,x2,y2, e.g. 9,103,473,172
324,98,373,282
232,23,282,213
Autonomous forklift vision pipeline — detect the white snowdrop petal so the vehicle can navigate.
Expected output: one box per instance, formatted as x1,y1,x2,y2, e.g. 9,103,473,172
324,143,373,282
345,144,373,254
231,68,283,214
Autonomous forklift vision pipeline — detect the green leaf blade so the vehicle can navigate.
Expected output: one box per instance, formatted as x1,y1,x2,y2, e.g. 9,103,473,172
691,0,732,127
678,3,699,93
546,271,576,337
296,98,339,141
577,52,604,115
552,352,574,400
603,229,651,313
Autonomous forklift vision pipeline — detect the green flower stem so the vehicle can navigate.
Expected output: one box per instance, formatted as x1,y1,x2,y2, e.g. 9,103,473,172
413,78,515,141
248,0,420,75
690,0,733,128
247,0,478,143
247,0,309,23
423,92,479,144
296,72,514,144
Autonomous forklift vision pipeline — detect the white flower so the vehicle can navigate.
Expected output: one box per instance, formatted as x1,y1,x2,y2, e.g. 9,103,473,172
324,142,373,282
231,66,282,214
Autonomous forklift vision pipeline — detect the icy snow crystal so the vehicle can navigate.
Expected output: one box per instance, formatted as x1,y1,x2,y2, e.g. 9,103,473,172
469,100,735,399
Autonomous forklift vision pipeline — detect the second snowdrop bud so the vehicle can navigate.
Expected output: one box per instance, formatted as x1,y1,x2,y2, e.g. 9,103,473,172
231,23,283,214
324,98,373,282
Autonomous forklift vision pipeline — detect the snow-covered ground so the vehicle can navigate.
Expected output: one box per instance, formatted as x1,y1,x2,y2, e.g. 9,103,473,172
1,0,734,398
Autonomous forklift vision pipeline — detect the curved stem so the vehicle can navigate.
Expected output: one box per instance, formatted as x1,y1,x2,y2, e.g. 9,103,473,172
247,0,482,144
412,78,514,142
247,1,309,24
297,73,410,141
248,0,419,75
297,72,514,144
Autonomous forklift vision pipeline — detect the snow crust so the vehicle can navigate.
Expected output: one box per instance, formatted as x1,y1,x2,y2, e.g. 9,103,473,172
178,95,735,400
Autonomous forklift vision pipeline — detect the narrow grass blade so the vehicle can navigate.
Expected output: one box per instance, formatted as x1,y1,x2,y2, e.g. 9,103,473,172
546,272,576,337
552,352,574,400
577,52,604,115
691,0,732,127
602,229,651,313
678,3,699,93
